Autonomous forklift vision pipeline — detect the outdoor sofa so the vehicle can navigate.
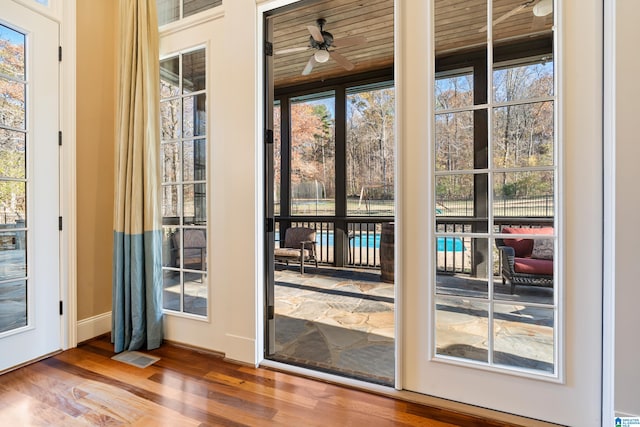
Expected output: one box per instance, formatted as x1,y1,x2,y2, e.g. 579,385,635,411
496,227,554,294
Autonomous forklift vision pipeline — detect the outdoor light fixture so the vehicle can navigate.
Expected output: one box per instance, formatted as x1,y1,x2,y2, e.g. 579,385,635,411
314,49,330,63
533,0,553,17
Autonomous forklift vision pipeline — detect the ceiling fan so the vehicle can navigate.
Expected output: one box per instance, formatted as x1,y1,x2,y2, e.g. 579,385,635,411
479,0,553,32
275,18,366,76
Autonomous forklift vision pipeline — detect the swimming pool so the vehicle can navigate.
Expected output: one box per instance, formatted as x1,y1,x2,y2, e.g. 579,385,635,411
275,231,464,252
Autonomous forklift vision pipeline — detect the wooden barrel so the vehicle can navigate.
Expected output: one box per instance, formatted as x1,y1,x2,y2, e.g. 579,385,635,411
380,222,394,283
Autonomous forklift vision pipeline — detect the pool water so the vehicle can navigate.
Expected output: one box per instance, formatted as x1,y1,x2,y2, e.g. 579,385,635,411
276,231,464,252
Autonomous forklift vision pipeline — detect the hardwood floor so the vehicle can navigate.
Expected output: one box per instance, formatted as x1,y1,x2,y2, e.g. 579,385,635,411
0,336,535,426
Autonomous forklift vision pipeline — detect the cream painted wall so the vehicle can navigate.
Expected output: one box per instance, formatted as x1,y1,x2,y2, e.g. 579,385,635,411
76,0,116,320
68,1,640,421
614,0,640,418
160,1,259,362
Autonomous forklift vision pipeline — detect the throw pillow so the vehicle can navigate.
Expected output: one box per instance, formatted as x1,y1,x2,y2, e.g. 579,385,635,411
531,238,554,260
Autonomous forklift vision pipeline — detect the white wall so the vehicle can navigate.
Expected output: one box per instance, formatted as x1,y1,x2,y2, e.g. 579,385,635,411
161,0,259,363
613,0,640,418
156,0,639,422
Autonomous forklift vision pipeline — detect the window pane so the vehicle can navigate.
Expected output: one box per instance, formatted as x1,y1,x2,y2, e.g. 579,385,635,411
158,0,222,26
0,280,26,333
184,272,207,315
182,49,206,93
494,62,554,103
161,99,181,140
183,183,206,225
493,171,554,218
183,139,205,182
290,94,335,216
492,0,553,45
184,0,222,19
162,184,179,221
494,236,554,304
435,174,477,217
436,295,488,363
0,129,25,179
0,79,25,129
162,227,179,268
435,73,474,110
0,181,25,229
182,94,206,137
435,111,474,171
435,236,478,288
493,101,554,168
157,0,179,26
435,0,486,57
346,86,395,216
162,269,181,311
161,142,180,183
0,25,25,80
0,230,25,281
160,57,180,98
494,303,554,373
181,229,206,271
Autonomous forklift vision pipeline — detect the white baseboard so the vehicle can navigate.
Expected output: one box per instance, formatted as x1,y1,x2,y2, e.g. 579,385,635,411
76,311,111,343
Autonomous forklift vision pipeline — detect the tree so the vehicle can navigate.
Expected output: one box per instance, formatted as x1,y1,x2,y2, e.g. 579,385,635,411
346,87,395,203
0,36,27,223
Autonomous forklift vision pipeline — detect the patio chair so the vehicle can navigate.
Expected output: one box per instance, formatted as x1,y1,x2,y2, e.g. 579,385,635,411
274,227,318,274
171,229,207,270
495,227,554,294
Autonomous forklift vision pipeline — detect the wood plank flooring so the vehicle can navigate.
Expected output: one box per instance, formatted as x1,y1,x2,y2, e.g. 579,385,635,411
0,336,531,426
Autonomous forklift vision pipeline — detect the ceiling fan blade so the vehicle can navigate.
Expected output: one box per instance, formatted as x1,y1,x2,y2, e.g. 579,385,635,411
302,55,317,75
332,35,366,49
275,46,310,55
479,0,535,32
329,51,354,71
307,25,324,43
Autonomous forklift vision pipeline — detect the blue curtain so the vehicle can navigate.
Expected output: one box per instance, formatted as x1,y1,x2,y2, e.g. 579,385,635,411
112,0,163,353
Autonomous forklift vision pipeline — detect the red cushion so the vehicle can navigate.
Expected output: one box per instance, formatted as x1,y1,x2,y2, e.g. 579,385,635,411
514,257,554,275
502,227,554,258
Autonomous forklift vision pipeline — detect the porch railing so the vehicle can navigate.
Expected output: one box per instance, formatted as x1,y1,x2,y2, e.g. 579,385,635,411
274,216,552,274
436,217,554,275
275,216,393,268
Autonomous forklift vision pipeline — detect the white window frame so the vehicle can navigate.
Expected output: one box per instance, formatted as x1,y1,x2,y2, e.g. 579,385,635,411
430,1,561,381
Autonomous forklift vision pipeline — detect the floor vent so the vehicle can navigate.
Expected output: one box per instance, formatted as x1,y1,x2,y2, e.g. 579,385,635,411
111,351,160,369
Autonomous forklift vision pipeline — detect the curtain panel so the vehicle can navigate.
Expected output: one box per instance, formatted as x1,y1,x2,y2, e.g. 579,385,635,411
112,0,163,352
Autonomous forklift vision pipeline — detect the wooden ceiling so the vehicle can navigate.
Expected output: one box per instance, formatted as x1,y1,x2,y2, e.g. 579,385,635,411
270,0,552,89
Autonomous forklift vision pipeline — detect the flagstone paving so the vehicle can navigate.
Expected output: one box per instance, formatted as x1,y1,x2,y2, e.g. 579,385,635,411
272,265,555,384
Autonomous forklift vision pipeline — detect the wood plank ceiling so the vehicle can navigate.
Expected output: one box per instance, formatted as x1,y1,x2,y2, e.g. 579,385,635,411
271,0,552,89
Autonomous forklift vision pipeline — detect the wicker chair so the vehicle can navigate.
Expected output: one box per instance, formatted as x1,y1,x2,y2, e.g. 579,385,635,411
274,227,318,274
171,229,207,270
495,227,554,294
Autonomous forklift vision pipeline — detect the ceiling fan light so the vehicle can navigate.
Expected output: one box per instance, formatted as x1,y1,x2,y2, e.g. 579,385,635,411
314,49,330,63
533,0,553,17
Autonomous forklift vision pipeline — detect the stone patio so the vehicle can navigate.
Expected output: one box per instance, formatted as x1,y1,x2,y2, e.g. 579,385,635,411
271,265,555,384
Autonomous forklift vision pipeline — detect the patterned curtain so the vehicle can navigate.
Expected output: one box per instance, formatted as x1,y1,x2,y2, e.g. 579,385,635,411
112,0,163,352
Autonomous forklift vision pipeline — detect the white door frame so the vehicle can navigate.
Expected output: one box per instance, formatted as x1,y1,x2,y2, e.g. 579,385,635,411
8,0,77,351
59,0,77,352
400,0,603,425
0,0,73,370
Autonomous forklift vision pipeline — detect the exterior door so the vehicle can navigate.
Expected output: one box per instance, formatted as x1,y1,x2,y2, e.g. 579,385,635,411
0,1,61,371
401,0,602,425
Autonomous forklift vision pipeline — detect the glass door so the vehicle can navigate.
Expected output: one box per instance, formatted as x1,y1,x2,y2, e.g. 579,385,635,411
0,1,61,371
402,1,602,424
